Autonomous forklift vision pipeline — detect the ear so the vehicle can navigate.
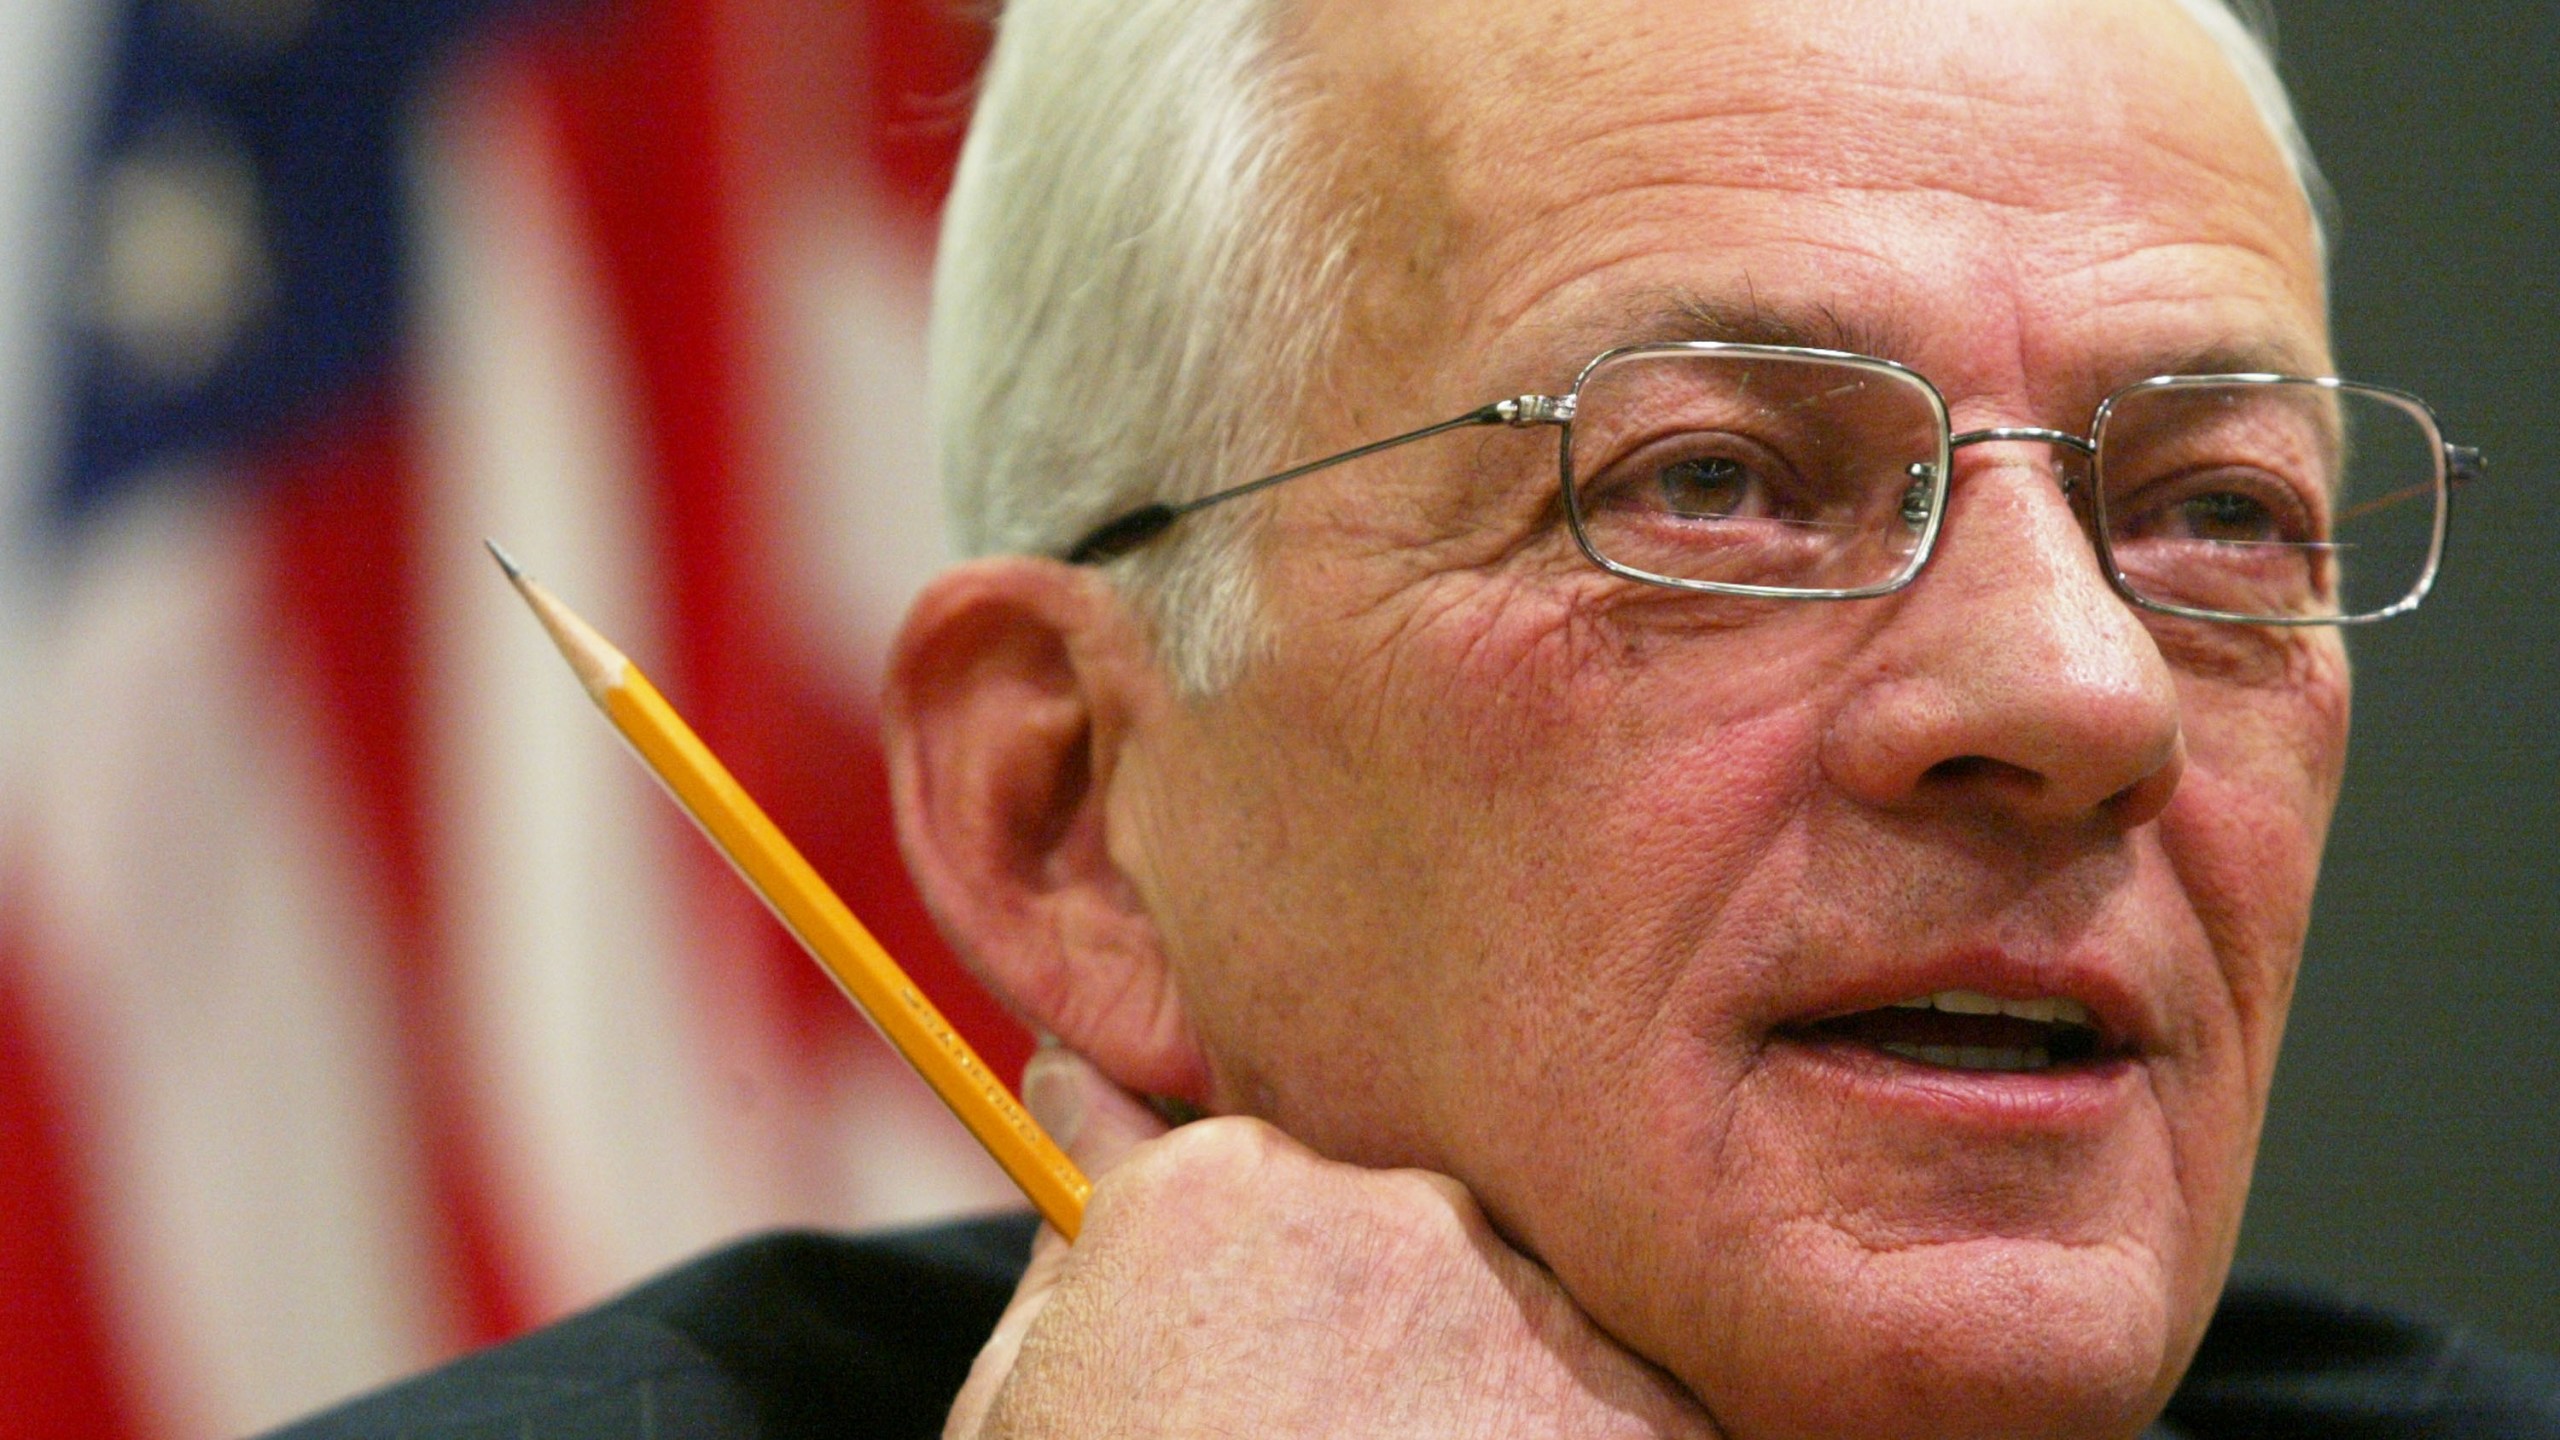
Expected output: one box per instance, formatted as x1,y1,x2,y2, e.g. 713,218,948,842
882,557,1211,1103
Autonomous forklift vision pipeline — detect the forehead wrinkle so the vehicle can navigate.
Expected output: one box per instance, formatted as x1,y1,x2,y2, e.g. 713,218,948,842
1511,286,1927,372
1445,139,2308,384
1552,84,2098,198
1425,3,2286,221
1375,0,2313,332
1464,150,2302,302
1460,205,1927,388
2059,286,2328,380
1457,168,2314,419
1997,221,2327,410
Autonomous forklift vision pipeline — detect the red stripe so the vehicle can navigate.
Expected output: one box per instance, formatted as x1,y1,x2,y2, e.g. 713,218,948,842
527,0,1030,1089
249,385,536,1349
0,884,150,1440
858,0,990,218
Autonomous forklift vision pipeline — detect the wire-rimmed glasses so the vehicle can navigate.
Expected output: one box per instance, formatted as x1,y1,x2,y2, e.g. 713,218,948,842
1064,342,2484,626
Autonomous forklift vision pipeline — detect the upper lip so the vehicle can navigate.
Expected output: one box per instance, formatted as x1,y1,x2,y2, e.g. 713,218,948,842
1776,946,2162,1057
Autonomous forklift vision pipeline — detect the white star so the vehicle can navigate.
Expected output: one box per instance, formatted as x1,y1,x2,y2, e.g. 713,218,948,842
90,119,274,390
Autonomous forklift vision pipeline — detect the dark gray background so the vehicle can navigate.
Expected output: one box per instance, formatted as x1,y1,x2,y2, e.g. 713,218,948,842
2233,1,2558,1357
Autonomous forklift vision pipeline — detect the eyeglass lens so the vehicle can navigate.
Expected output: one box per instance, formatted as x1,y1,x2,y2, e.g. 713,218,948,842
1560,350,2445,622
2091,379,2443,623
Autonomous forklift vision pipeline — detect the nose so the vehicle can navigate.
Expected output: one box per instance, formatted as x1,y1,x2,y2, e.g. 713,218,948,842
1822,443,2186,830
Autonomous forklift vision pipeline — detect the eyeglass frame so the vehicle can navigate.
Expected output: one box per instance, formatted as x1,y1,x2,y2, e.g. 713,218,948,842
1062,340,2486,627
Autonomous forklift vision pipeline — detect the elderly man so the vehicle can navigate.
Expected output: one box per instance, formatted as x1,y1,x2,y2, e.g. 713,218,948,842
275,0,2552,1437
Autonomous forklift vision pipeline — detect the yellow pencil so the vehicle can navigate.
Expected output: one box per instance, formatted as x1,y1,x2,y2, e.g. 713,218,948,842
487,541,1090,1239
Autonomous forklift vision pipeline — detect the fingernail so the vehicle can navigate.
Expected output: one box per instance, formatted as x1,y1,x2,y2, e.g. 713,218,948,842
1020,1046,1088,1152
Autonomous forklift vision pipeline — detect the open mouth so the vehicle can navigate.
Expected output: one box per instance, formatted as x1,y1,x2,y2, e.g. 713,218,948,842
1790,990,2111,1074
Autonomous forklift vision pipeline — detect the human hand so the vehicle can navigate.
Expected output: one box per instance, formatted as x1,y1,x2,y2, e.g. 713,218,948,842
944,1047,1724,1439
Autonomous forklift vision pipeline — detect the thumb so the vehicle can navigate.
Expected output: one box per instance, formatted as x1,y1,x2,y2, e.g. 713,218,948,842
1020,1041,1172,1181
944,1046,1172,1439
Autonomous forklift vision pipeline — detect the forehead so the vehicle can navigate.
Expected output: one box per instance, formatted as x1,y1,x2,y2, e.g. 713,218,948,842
1295,0,2325,408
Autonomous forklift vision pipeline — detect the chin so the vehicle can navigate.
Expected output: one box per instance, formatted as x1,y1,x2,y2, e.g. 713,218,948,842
1680,1237,2194,1440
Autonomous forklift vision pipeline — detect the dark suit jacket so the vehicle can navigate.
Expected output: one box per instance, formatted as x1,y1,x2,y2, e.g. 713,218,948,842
267,1213,2559,1439
266,1217,1028,1440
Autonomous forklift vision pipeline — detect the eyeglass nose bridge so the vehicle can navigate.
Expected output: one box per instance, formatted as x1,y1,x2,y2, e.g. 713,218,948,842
1944,425,2098,498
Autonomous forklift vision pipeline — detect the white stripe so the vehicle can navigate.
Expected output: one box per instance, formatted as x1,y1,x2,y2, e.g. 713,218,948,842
5,5,448,1430
758,196,1020,1225
412,53,1021,1315
409,57,791,1313
0,0,104,812
28,481,445,1437
760,198,950,689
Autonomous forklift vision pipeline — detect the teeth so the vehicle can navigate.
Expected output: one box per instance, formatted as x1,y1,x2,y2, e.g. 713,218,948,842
1886,990,2094,1026
1879,1042,2053,1072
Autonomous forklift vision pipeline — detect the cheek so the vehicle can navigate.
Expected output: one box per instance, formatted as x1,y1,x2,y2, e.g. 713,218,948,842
1384,579,1843,820
1221,577,1843,1153
2137,636,2349,1262
2162,639,2349,1058
1407,582,1837,967
1345,583,1854,1173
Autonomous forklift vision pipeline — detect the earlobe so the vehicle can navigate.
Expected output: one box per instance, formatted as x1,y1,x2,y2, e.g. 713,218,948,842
882,558,1212,1103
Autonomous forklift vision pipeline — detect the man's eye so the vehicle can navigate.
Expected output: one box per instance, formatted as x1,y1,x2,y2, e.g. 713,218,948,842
2099,456,2324,545
2110,470,2315,548
2169,491,2279,543
1656,455,1761,519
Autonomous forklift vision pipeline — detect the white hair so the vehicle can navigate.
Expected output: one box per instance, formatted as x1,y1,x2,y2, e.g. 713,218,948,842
930,0,2331,695
930,0,1355,692
2167,0,2336,260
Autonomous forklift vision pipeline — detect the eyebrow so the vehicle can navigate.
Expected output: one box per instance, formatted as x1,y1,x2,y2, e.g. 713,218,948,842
1560,287,1925,368
2129,339,2329,381
1527,288,2330,405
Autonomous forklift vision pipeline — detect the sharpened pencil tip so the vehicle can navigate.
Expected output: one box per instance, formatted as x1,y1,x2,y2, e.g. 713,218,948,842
488,543,629,699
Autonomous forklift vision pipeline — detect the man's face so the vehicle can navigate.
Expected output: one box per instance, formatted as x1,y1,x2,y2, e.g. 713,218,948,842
1109,0,2342,1433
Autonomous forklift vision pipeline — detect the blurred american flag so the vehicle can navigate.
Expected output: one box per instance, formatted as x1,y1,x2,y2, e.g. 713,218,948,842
0,1,1029,1435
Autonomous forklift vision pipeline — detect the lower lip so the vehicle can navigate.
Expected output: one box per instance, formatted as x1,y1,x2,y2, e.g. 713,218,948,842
1769,1033,2145,1131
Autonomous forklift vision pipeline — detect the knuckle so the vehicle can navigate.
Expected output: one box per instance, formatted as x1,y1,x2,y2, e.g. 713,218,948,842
1328,1168,1520,1301
1379,1164,1481,1216
1141,1113,1293,1180
1369,1165,1486,1243
1086,1115,1297,1222
1078,1125,1504,1301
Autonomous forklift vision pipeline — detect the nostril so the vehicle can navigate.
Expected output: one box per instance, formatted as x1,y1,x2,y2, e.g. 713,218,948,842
1923,754,2035,788
1915,740,2181,827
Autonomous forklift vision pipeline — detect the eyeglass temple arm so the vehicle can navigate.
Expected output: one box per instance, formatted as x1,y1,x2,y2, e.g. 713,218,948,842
1063,396,1573,564
2330,442,2487,526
